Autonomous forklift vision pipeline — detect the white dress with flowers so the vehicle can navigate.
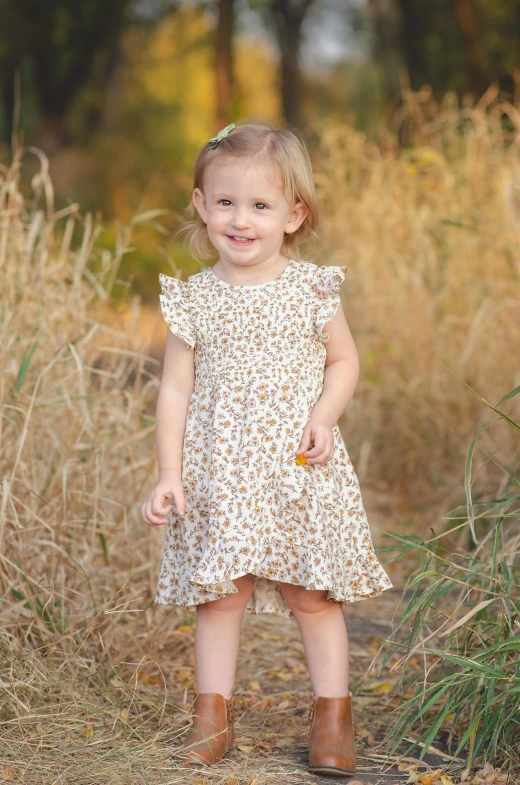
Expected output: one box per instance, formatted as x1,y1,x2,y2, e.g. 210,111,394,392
155,259,392,618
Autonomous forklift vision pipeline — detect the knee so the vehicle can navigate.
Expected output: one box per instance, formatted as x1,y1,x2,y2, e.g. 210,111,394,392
280,583,330,616
198,574,255,615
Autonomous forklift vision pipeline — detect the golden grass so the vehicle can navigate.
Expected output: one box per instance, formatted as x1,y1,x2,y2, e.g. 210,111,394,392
314,86,520,500
1,89,520,780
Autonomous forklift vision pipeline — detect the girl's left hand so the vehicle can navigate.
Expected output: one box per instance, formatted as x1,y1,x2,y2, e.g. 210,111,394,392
296,417,334,465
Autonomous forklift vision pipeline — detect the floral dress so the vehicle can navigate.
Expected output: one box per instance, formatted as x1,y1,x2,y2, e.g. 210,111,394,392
155,259,393,618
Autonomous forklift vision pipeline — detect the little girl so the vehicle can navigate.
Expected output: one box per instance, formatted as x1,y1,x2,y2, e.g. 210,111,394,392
141,122,393,776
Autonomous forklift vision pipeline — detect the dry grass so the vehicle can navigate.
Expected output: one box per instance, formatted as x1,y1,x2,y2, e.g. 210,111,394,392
1,90,520,781
314,86,520,503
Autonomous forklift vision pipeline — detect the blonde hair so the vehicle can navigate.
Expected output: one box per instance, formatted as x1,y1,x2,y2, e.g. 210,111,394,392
180,122,319,261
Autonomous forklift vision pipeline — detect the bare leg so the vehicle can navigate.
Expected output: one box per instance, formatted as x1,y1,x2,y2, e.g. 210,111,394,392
280,583,350,697
194,574,255,697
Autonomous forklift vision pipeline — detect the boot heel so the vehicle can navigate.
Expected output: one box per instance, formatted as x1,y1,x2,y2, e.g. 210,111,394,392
308,693,357,776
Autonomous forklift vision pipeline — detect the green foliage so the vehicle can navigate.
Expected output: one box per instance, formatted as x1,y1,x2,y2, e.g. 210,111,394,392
380,385,520,766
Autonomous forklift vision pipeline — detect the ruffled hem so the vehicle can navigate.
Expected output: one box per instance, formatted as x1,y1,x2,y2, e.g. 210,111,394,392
159,273,196,349
313,265,348,343
154,535,393,618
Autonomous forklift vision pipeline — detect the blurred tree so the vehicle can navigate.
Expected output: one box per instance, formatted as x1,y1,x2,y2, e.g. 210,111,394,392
215,0,236,127
0,0,174,152
253,0,317,127
453,0,487,94
372,0,520,98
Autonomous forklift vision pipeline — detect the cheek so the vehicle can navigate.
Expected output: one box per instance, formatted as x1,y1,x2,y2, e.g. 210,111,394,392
205,210,227,233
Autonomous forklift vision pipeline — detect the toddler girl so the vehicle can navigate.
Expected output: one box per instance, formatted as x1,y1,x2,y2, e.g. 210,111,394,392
141,122,393,776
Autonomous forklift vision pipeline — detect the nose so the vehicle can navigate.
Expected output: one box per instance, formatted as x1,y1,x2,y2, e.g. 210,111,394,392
230,206,251,230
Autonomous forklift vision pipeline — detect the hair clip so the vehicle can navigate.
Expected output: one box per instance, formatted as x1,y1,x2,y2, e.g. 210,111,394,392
208,123,235,149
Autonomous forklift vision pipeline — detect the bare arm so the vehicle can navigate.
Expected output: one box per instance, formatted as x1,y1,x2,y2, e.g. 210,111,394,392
309,304,359,428
156,330,195,474
141,330,195,525
297,304,360,464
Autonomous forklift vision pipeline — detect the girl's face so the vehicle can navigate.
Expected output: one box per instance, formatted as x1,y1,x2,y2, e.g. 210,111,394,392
192,157,308,268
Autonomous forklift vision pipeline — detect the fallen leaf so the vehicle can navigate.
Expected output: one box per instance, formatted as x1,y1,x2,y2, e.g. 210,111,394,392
276,700,291,710
138,673,163,685
81,727,94,738
407,772,420,784
365,680,393,694
177,669,195,688
237,744,254,753
119,709,131,721
274,737,293,748
461,770,471,782
353,696,380,707
177,625,195,633
248,681,261,691
0,767,15,781
477,764,497,781
268,669,293,681
440,776,455,785
419,769,443,785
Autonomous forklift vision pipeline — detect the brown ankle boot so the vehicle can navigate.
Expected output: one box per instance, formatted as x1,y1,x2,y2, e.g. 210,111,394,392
180,692,235,767
308,693,357,776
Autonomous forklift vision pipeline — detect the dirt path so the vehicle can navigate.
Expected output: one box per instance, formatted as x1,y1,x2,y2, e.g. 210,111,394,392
162,587,453,785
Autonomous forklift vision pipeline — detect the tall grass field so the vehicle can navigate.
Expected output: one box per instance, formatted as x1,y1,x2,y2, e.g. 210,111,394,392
1,89,519,780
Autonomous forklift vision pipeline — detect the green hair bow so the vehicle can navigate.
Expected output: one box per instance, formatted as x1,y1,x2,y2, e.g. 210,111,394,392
208,123,235,149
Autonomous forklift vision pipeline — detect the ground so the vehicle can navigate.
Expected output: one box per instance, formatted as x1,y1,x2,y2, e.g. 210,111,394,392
159,587,460,785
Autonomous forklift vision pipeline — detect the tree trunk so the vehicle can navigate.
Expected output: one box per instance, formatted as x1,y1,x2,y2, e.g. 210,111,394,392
215,0,235,128
453,0,487,95
271,0,316,128
394,0,425,89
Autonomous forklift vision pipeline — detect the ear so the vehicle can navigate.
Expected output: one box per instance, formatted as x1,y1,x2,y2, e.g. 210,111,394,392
192,188,208,224
284,201,309,235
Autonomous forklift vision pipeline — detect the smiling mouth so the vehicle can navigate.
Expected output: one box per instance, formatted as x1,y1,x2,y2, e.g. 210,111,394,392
227,235,255,244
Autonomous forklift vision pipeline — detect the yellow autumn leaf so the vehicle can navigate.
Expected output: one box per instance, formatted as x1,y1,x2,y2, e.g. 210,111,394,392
268,669,293,681
0,767,15,781
177,625,195,633
440,776,455,785
419,769,443,785
119,709,131,721
81,727,94,738
248,680,261,691
177,668,194,686
365,680,393,694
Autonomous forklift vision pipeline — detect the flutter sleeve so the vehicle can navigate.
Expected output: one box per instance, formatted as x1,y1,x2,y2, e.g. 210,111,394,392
159,273,196,350
312,265,348,343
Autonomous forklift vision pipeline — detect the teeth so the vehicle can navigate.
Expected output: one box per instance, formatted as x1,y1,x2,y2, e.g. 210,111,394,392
232,236,253,242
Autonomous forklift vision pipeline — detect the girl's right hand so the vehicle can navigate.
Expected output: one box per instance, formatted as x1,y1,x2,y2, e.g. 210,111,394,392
141,472,186,528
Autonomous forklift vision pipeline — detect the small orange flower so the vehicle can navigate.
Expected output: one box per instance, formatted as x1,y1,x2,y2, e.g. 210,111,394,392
295,453,307,466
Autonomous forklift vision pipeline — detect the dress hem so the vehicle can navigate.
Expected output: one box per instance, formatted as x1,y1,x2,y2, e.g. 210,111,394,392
154,566,394,618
